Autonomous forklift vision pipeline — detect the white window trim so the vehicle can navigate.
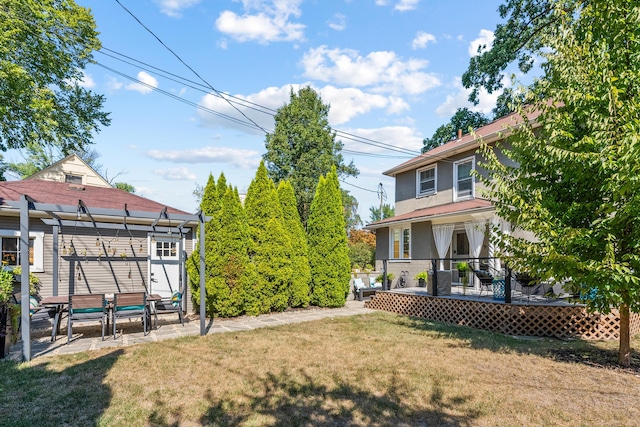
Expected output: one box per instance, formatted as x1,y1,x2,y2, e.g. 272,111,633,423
453,156,475,201
390,226,411,260
0,230,45,272
416,165,437,198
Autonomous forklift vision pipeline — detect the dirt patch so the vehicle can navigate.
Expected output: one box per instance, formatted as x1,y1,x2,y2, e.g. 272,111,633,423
547,347,640,375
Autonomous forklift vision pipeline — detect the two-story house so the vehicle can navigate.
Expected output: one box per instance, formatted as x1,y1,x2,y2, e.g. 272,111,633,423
366,110,540,290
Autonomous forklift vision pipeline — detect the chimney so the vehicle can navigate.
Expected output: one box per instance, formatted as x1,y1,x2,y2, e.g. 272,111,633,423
457,129,462,139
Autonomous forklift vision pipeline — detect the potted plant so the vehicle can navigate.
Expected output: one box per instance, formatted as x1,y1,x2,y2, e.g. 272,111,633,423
375,272,394,289
457,262,470,295
0,267,41,358
0,268,16,358
414,271,428,287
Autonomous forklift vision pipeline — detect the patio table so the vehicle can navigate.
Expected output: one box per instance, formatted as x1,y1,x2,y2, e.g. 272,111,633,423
40,294,162,342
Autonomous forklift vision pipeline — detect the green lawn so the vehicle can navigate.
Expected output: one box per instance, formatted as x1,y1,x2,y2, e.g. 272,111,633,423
1,312,639,426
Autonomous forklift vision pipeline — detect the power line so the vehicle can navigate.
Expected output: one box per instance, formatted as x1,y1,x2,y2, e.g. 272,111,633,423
339,179,381,193
113,0,270,135
97,47,422,156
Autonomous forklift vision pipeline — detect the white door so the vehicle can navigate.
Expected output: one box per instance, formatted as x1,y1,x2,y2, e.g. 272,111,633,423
149,235,181,297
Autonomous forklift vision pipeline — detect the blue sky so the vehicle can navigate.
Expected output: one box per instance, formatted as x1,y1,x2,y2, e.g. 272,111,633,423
10,0,512,222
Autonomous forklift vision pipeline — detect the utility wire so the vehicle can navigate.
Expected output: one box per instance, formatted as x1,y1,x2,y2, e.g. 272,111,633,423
97,47,422,156
113,0,269,134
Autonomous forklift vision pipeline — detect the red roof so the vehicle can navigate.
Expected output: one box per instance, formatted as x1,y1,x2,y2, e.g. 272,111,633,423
366,199,494,229
0,180,189,215
385,109,541,176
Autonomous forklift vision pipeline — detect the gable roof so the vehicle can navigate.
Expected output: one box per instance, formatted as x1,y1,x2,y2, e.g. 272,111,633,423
0,179,189,216
365,199,494,229
26,153,111,188
384,108,541,177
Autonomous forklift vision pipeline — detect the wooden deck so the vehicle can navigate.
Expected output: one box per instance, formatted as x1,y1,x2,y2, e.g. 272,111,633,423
365,286,640,340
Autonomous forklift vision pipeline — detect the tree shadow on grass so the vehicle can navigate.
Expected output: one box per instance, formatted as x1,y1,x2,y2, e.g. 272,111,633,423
388,314,640,374
0,349,123,427
197,368,481,427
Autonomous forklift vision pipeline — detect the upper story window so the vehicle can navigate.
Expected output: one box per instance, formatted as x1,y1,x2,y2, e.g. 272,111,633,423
391,226,410,259
454,157,474,201
65,174,83,184
416,166,436,197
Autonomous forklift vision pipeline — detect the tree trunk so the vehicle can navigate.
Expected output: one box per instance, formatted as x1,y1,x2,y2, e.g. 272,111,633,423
618,303,631,367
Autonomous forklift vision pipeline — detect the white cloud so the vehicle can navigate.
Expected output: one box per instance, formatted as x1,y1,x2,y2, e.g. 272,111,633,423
77,71,95,89
468,29,494,57
435,77,501,117
411,31,436,50
215,0,305,43
328,13,346,31
106,77,123,92
154,0,200,17
147,147,261,169
375,0,419,11
125,71,159,95
300,46,440,95
196,83,412,132
152,167,198,181
395,0,419,11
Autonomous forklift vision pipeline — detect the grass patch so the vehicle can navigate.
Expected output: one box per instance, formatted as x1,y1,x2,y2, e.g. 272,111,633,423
1,312,639,426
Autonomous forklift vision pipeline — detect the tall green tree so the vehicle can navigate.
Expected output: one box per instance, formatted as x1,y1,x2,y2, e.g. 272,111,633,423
277,180,311,308
461,0,561,104
422,108,489,152
307,167,351,307
369,204,395,223
212,186,253,317
0,0,110,152
264,86,359,225
478,0,640,366
187,173,226,317
244,162,292,314
6,144,104,179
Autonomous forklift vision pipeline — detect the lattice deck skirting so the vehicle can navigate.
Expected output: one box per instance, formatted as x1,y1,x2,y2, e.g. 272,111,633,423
365,291,640,340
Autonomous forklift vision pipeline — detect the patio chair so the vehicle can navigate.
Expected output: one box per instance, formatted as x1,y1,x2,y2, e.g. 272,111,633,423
153,291,184,327
471,268,494,296
515,272,540,302
112,292,148,338
67,294,107,343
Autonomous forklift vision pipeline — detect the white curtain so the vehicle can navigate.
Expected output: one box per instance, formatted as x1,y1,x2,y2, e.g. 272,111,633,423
432,224,455,270
489,217,500,273
465,220,487,287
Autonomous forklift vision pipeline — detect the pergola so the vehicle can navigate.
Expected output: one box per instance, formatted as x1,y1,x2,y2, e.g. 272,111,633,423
8,194,209,361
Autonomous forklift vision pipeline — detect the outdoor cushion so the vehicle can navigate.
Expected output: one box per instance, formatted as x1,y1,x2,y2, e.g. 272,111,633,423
29,296,39,316
353,278,366,289
171,291,181,307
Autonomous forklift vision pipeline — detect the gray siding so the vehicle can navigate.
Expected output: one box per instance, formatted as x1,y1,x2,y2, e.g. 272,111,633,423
1,216,197,314
395,170,416,203
375,227,389,260
411,221,435,259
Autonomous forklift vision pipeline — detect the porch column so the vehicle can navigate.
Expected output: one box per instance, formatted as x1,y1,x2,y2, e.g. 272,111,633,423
52,225,59,296
20,195,31,361
199,212,206,336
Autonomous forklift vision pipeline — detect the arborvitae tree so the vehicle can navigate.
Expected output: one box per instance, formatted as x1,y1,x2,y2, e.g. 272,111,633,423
307,167,351,307
212,185,253,317
244,162,292,314
187,173,226,317
277,180,311,307
200,174,217,216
